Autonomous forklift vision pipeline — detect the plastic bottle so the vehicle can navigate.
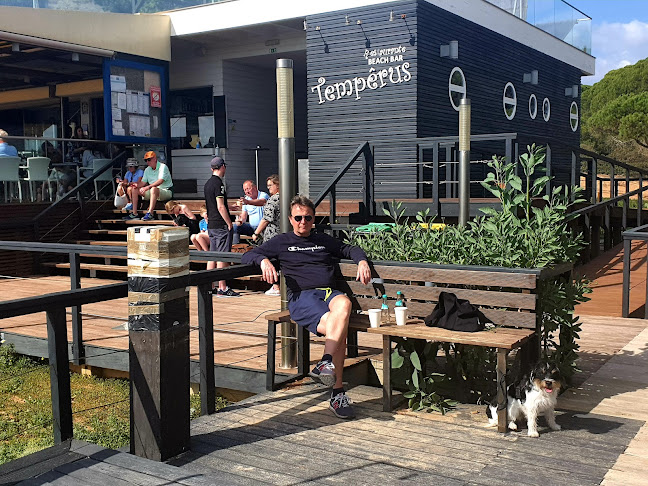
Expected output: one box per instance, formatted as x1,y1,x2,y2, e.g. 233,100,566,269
395,291,404,307
196,140,201,149
381,294,390,324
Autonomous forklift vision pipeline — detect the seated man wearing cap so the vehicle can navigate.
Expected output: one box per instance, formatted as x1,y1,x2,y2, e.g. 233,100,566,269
115,158,144,210
125,151,173,221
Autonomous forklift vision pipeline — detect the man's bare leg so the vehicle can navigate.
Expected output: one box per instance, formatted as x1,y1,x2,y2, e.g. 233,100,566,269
317,294,352,389
147,187,159,214
217,261,229,292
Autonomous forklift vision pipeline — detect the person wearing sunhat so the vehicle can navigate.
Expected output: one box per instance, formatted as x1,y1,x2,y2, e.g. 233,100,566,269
125,151,173,220
115,158,144,210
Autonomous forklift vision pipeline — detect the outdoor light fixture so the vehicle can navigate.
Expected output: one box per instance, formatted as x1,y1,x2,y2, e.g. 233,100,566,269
440,40,458,59
11,43,20,52
389,10,394,21
565,85,579,97
71,52,79,62
523,70,539,85
315,26,329,53
345,15,350,25
303,19,307,31
458,98,472,227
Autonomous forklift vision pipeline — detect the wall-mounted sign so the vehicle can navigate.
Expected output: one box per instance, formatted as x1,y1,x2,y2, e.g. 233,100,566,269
310,44,412,105
103,59,167,144
150,86,161,108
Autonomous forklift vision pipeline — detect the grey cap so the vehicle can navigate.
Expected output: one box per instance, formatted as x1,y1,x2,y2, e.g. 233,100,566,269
125,158,139,167
210,156,226,169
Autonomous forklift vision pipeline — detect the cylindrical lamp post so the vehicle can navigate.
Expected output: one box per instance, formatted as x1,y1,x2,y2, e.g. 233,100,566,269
276,58,296,368
458,98,471,227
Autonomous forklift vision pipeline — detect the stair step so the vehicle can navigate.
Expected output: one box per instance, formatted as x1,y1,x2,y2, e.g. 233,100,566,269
87,229,127,236
44,262,127,273
96,219,175,225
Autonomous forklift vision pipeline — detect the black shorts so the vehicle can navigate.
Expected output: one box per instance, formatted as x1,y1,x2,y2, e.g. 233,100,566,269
208,228,232,252
288,288,345,336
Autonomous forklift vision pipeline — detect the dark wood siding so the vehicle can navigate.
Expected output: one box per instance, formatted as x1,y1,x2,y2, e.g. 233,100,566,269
307,0,582,199
417,1,581,188
307,0,419,199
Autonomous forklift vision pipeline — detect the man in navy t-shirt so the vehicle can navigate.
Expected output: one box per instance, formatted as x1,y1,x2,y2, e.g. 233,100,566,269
242,195,371,419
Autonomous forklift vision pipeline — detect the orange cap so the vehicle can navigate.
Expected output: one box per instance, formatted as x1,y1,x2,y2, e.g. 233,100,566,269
143,151,156,160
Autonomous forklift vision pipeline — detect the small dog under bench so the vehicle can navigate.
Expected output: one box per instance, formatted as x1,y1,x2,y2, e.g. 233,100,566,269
266,260,571,433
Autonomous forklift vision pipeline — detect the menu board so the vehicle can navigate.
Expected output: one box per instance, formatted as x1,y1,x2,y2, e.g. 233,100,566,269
104,59,167,143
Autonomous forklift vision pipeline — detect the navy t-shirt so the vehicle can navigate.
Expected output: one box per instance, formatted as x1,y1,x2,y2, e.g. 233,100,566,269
203,174,229,230
241,231,368,293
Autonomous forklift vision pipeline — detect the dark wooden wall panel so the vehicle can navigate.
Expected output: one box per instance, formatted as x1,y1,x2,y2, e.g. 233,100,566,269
307,0,583,200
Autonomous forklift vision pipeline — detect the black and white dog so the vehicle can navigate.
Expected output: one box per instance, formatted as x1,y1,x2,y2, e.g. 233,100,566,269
486,360,563,437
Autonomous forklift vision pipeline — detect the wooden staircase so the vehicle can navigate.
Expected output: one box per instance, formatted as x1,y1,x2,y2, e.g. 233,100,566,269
41,200,250,279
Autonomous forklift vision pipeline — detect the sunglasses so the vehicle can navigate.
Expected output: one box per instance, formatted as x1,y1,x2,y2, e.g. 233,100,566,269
293,215,313,222
144,157,153,162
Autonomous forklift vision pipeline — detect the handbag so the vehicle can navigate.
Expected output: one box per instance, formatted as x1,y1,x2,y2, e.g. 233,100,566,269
424,291,487,332
114,190,128,209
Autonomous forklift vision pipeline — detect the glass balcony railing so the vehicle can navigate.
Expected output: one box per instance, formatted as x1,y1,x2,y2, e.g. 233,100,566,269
0,0,227,14
486,0,591,54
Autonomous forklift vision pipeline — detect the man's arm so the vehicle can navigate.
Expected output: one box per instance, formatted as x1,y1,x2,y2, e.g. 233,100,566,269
216,197,232,230
240,236,280,283
236,209,249,225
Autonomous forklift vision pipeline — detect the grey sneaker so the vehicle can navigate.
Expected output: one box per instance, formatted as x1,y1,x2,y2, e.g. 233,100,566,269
329,391,355,419
309,359,336,387
216,287,240,297
123,213,139,220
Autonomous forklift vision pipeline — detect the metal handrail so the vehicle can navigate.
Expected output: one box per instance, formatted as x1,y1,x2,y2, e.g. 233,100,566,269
0,240,259,444
621,224,648,318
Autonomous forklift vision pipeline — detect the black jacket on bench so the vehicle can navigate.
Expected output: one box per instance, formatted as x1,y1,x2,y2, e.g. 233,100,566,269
241,231,367,294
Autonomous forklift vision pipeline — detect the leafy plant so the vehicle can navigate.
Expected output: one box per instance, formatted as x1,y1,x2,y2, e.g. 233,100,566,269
347,145,591,411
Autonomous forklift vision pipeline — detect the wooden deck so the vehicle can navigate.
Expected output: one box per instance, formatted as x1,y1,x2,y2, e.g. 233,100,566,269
1,271,648,485
576,241,647,318
0,275,384,391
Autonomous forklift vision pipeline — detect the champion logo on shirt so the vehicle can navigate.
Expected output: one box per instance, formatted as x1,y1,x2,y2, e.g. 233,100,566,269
288,245,326,252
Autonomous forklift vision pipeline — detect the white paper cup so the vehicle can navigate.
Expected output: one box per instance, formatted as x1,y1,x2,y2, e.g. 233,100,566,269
368,309,382,328
395,306,408,326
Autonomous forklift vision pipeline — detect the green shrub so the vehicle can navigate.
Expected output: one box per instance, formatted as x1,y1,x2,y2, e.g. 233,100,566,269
347,145,591,411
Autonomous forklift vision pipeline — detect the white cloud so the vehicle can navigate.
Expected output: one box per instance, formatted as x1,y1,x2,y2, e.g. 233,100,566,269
583,20,648,84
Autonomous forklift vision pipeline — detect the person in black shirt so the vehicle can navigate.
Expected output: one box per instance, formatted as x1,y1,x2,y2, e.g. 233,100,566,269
203,156,239,297
242,195,371,418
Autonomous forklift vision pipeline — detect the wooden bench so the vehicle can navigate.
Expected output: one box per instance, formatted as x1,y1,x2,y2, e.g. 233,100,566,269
267,260,569,431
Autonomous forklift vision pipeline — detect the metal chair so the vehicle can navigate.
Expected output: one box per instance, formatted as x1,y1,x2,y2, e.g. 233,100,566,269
92,158,115,200
0,156,24,202
23,157,51,202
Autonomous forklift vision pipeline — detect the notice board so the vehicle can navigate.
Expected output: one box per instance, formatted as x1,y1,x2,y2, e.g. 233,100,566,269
103,59,167,144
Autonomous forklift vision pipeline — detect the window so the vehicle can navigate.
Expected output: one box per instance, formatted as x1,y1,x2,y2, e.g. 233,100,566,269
528,94,537,119
448,67,466,112
570,101,579,131
543,97,551,121
503,82,517,120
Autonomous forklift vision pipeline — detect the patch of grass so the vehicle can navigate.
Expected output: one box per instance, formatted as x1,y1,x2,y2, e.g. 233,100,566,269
0,345,229,465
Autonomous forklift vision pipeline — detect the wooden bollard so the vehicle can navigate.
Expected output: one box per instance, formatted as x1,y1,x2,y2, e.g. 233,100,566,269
127,226,190,461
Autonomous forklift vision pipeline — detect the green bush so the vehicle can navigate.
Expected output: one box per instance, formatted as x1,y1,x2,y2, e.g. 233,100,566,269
346,145,591,411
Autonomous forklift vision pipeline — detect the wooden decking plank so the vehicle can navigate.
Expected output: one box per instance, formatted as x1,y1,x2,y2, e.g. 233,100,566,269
188,435,350,484
17,469,88,486
190,425,372,475
212,393,630,473
89,450,242,486
54,458,134,485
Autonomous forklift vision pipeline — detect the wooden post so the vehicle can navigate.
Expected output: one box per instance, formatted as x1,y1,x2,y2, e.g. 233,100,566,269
127,226,190,461
197,283,215,416
69,252,84,365
46,307,73,443
496,348,508,434
622,239,631,318
382,335,392,412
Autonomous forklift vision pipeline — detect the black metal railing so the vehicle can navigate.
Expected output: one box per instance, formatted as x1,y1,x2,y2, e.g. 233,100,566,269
622,224,648,318
0,240,257,443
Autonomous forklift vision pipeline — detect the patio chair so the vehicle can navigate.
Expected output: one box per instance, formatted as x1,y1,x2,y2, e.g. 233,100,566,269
92,158,115,200
23,157,51,202
0,156,24,202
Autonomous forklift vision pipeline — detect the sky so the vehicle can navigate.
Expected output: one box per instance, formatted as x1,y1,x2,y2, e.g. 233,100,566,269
570,0,648,84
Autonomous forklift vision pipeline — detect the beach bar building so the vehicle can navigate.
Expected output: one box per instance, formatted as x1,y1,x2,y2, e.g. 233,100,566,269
0,0,594,203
